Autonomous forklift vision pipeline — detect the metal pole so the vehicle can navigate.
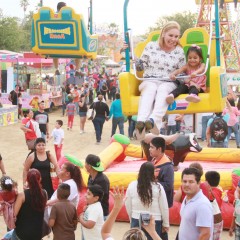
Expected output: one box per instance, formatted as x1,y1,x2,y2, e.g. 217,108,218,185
89,0,93,34
123,0,130,72
214,0,221,66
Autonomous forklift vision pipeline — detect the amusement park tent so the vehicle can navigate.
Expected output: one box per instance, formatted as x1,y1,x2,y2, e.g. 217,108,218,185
104,59,120,67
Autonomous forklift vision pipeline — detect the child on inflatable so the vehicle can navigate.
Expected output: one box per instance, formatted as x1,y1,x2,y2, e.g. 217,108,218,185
166,44,206,104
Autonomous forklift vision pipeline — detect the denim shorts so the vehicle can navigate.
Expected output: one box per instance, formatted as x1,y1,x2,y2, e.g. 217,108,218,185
79,112,87,117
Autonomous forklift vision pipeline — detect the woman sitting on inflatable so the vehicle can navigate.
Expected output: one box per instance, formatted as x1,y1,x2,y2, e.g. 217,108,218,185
134,21,186,139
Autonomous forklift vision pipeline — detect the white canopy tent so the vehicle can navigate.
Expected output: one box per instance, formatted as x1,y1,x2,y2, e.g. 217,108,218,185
104,59,120,67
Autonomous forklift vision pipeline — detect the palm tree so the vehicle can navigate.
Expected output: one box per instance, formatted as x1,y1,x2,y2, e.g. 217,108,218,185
20,0,30,19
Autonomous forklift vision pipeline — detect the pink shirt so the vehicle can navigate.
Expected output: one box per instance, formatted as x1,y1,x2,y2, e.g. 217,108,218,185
186,67,207,91
223,106,240,126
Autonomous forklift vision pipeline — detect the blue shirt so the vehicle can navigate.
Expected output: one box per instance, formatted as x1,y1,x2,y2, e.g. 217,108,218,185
109,99,123,118
207,114,229,143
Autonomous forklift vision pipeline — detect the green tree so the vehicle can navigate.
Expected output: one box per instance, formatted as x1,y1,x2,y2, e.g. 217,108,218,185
0,16,22,51
147,11,197,36
20,0,30,18
19,11,33,51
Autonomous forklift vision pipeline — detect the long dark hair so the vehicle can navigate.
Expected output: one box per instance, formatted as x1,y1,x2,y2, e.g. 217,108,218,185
137,162,155,207
64,162,83,191
27,169,47,211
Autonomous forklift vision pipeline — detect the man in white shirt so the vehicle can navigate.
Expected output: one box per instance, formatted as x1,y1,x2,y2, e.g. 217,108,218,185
179,167,213,240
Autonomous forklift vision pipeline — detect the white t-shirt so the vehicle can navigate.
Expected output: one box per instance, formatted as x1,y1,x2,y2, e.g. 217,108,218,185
82,202,104,240
51,128,64,145
48,179,79,215
168,114,178,126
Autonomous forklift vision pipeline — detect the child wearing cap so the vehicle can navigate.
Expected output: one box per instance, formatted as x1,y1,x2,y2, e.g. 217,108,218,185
79,184,104,240
85,154,110,219
49,183,78,240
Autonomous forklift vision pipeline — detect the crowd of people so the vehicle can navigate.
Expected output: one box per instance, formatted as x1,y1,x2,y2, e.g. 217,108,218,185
1,17,240,240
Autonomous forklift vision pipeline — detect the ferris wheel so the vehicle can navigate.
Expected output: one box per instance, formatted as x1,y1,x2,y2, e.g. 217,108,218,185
196,0,240,72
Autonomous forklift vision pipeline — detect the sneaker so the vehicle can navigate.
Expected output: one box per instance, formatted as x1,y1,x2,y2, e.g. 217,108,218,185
166,94,174,104
146,118,159,135
55,69,60,75
96,140,101,145
80,130,83,134
185,94,200,103
145,119,154,132
135,121,146,140
67,127,69,130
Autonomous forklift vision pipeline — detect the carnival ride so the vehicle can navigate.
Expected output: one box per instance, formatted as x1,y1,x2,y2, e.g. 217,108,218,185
116,0,239,229
196,0,240,72
32,0,240,229
31,6,98,60
119,0,233,116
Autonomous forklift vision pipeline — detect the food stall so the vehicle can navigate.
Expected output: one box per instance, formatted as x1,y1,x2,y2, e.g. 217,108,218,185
0,51,65,115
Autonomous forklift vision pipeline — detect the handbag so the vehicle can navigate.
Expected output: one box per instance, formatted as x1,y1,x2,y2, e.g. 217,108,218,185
31,120,41,138
87,103,95,120
42,195,51,238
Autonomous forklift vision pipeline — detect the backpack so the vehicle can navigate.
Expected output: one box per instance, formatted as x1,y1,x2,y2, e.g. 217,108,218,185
210,116,228,142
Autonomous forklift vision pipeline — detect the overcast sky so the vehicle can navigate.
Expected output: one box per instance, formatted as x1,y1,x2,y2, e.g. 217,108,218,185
1,0,198,35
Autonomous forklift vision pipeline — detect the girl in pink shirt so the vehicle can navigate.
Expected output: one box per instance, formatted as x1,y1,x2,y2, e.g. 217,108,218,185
223,99,240,148
166,45,206,104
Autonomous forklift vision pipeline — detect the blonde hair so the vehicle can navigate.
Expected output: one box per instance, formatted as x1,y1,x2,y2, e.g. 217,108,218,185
122,228,146,240
159,21,181,48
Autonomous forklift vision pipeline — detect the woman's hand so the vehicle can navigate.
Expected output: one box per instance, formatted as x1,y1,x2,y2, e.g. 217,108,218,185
190,72,197,78
110,186,125,210
169,74,176,80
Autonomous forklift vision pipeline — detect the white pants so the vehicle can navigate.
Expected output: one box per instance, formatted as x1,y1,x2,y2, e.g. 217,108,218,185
137,80,177,130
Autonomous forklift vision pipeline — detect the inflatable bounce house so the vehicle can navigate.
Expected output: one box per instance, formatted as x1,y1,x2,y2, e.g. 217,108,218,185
57,133,240,229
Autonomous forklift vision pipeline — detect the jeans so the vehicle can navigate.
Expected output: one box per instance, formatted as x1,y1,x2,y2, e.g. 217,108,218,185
111,117,124,136
11,230,21,240
92,116,105,142
211,141,228,148
41,132,46,140
227,123,240,147
167,125,176,135
62,103,66,115
131,217,168,240
128,118,136,138
171,84,204,98
74,102,79,115
202,115,212,141
176,121,181,132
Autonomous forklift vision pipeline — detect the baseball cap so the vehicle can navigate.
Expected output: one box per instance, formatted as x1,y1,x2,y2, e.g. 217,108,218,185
85,154,104,172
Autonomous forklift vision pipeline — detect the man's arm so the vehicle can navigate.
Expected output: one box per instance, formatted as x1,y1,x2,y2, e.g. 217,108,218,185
206,126,211,147
158,165,174,192
198,227,211,240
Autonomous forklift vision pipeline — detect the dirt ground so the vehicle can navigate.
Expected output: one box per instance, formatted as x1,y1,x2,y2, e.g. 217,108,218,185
0,107,230,239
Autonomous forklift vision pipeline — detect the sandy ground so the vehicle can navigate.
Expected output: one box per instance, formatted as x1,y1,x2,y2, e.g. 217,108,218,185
0,107,231,239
